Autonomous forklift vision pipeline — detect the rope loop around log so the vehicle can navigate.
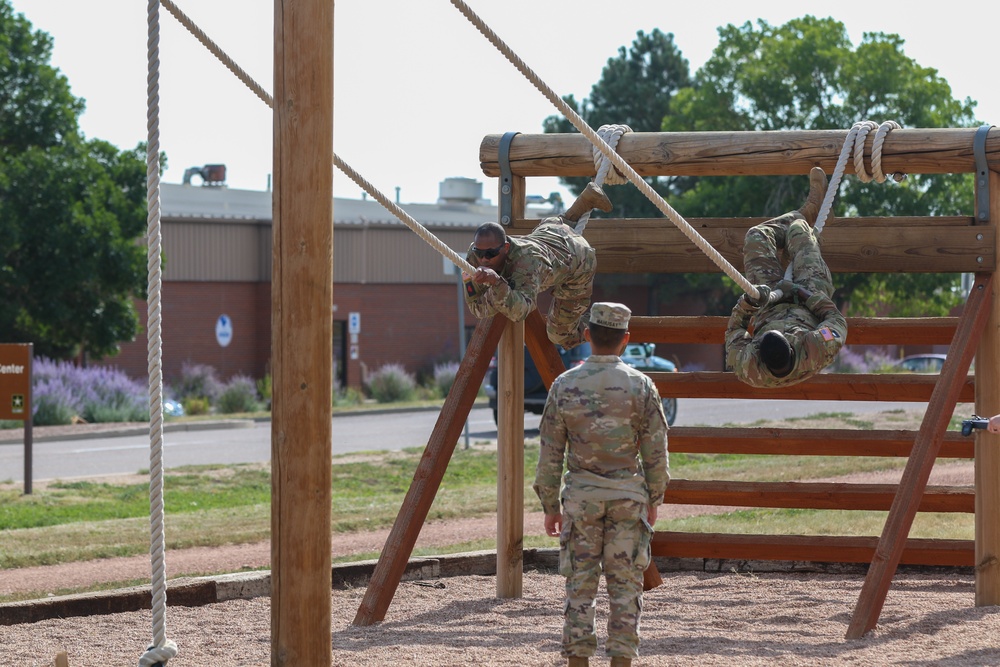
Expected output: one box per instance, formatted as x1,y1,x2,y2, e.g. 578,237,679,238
575,124,632,233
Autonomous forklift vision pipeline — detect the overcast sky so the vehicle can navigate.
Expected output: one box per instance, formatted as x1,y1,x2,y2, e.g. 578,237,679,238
11,0,999,207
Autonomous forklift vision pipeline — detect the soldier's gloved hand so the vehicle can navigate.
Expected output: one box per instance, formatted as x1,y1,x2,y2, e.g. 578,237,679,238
742,284,771,309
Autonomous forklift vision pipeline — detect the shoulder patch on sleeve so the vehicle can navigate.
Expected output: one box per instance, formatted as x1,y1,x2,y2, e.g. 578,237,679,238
819,327,838,341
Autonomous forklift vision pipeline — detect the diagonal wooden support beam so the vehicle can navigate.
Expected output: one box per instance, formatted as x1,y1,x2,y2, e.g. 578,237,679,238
846,273,994,639
524,309,566,389
353,314,506,626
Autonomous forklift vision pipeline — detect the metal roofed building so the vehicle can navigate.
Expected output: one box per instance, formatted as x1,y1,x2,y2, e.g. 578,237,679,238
105,176,564,391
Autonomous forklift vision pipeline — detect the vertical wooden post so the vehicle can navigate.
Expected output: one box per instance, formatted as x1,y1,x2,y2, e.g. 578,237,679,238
271,1,333,664
497,318,524,598
975,169,1000,606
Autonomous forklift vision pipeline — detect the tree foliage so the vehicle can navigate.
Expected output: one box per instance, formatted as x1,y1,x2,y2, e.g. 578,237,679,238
0,1,148,359
542,29,692,219
546,16,981,316
662,16,979,315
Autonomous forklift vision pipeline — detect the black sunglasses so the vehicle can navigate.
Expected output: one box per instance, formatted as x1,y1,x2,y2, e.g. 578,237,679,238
472,243,505,260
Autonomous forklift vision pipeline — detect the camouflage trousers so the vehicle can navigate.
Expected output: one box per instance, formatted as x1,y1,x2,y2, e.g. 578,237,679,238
743,212,833,298
558,496,651,659
544,221,597,350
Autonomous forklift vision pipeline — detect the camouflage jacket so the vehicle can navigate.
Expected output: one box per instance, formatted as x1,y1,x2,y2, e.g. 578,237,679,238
725,291,847,388
463,220,587,322
533,355,670,515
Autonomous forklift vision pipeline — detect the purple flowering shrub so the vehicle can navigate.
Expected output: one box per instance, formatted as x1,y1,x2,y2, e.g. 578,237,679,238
171,362,224,414
433,361,460,398
32,358,147,426
217,375,260,414
827,347,899,374
365,363,417,403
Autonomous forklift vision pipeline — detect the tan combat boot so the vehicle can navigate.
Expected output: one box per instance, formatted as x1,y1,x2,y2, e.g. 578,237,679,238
562,182,613,223
797,166,828,226
609,657,632,667
567,657,589,667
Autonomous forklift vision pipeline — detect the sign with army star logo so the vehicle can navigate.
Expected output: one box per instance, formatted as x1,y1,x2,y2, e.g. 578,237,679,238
0,344,32,421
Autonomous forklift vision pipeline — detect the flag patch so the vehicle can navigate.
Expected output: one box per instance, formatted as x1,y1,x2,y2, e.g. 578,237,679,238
819,327,837,341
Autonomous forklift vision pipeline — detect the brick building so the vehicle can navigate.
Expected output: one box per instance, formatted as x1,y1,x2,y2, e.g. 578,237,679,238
106,177,560,389
104,174,724,390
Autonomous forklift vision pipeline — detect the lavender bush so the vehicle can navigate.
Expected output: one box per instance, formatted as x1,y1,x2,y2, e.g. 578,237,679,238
171,363,223,402
365,363,417,403
433,361,460,398
217,375,260,414
31,358,146,426
827,347,899,374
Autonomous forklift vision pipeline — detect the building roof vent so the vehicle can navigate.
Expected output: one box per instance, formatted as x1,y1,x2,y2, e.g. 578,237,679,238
438,177,482,204
183,164,227,187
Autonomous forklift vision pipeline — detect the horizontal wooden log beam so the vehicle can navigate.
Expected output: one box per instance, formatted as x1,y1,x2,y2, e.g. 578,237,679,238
569,221,992,274
651,532,974,566
668,427,974,458
628,316,958,345
651,372,975,402
662,479,973,512
480,128,1000,178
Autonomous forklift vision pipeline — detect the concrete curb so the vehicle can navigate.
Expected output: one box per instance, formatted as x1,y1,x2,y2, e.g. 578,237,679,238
0,419,256,445
0,400,489,445
0,548,973,626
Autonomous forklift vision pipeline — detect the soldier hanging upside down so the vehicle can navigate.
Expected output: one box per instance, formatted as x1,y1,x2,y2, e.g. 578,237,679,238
725,167,848,387
462,183,613,350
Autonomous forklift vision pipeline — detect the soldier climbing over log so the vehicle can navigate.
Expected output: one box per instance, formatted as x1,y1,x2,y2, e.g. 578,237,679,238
726,167,848,387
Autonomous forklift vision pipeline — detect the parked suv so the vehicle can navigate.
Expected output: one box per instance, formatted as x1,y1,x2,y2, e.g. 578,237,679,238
485,341,678,426
485,342,592,425
620,343,679,426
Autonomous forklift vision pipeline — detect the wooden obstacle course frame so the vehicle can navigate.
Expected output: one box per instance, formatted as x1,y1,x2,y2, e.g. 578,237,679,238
356,128,1000,638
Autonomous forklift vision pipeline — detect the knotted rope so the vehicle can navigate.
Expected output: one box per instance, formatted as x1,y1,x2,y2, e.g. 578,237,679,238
574,124,632,233
139,1,178,665
161,0,475,276
814,119,904,234
779,120,904,289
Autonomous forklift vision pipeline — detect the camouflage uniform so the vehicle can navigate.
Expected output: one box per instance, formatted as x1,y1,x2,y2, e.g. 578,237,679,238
464,219,597,349
726,212,848,387
534,352,670,660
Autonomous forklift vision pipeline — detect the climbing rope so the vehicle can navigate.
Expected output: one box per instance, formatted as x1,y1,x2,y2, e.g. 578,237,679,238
778,120,904,288
814,119,905,234
449,0,761,299
573,124,632,233
139,1,178,666
160,0,475,277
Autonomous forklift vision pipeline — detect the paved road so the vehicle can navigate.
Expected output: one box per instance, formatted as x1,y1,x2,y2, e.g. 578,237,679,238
0,399,933,484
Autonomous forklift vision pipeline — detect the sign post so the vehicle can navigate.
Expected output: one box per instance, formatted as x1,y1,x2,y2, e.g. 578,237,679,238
0,343,33,494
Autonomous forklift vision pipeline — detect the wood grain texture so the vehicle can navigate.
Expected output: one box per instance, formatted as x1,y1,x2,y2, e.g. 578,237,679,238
480,128,1000,177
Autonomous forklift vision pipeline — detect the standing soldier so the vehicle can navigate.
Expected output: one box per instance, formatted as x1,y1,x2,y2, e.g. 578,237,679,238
726,167,848,387
463,183,613,350
534,302,670,667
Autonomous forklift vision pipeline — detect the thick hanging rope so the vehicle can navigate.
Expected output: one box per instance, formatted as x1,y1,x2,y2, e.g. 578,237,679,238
448,0,760,300
139,1,178,665
160,0,475,276
573,124,631,233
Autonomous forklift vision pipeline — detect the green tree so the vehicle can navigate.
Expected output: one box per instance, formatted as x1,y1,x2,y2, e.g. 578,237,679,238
0,1,148,359
664,16,979,316
542,28,693,219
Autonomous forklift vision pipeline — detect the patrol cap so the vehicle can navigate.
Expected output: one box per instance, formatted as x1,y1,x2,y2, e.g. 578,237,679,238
589,302,631,330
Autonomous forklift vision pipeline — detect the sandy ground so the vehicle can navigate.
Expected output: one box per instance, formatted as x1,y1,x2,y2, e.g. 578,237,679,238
2,420,998,665
2,570,999,666
2,460,998,666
